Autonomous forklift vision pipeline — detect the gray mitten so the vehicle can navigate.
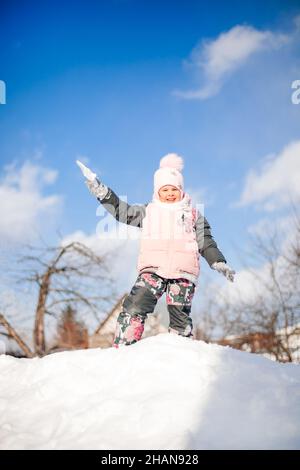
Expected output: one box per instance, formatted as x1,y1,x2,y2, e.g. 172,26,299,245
76,160,109,200
85,178,109,200
211,261,235,282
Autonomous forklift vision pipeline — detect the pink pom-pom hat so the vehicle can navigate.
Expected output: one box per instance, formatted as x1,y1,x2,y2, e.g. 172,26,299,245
153,153,184,199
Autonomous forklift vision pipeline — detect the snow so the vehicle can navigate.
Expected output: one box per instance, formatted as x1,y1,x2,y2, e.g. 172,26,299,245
0,334,300,450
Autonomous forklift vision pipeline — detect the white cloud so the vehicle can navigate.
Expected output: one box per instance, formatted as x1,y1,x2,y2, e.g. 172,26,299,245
236,140,300,211
0,161,62,244
294,15,300,31
174,24,289,100
216,264,270,306
203,242,291,312
247,215,293,238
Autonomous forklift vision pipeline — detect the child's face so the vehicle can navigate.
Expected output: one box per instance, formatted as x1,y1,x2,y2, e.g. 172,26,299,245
158,185,181,203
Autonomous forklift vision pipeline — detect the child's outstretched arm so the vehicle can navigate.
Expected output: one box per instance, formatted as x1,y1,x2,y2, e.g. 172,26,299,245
77,160,146,227
86,178,146,228
195,213,235,282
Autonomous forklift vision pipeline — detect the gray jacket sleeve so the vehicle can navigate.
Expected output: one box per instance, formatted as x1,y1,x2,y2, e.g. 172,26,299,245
97,187,146,228
195,213,226,267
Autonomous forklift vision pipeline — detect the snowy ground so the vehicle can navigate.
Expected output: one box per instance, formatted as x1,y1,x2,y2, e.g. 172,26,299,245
0,334,300,450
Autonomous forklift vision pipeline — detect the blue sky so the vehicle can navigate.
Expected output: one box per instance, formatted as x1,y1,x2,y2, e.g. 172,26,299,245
1,0,300,324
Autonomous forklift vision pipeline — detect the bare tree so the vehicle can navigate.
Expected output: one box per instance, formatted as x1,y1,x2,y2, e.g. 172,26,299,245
240,212,300,361
1,240,118,356
0,313,33,358
194,207,300,362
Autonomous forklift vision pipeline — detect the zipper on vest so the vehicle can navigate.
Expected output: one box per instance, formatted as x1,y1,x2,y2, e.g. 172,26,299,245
167,210,175,275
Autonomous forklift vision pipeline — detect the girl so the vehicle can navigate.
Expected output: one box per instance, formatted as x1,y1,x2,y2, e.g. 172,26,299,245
82,153,235,347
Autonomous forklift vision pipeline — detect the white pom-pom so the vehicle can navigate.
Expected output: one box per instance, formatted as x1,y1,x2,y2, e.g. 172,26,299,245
159,153,184,171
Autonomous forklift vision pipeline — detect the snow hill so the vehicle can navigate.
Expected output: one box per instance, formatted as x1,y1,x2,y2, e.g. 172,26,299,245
0,334,300,450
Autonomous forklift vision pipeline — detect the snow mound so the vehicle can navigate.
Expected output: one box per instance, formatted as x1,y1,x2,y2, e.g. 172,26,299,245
0,334,300,450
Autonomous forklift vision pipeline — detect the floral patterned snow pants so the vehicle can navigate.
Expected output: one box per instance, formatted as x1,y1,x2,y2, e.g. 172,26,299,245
113,272,196,348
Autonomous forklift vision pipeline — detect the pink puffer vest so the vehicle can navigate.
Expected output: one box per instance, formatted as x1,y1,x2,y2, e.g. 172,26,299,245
137,194,200,279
